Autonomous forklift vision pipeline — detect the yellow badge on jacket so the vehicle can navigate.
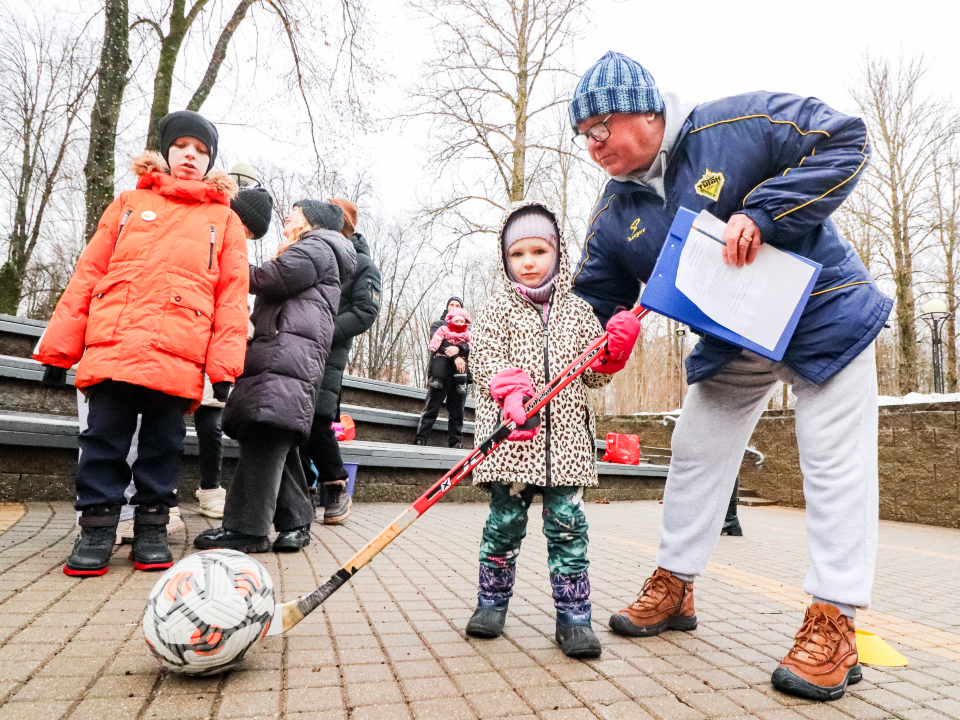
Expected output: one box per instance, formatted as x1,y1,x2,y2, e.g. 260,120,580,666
694,169,725,202
141,211,157,221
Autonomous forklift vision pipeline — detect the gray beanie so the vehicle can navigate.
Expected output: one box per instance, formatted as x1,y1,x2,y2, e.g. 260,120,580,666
502,206,558,251
294,200,344,232
568,51,664,130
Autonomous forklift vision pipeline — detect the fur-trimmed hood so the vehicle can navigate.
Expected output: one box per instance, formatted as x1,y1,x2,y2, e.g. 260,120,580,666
496,199,572,304
131,151,238,206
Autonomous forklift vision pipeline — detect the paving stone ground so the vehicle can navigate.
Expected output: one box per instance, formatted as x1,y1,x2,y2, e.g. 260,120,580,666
0,500,958,720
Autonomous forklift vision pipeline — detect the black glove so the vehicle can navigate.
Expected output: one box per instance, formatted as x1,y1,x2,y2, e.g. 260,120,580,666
212,381,233,402
41,365,67,388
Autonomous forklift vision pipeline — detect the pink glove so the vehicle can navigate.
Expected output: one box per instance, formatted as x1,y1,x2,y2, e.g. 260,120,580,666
591,310,641,374
489,368,540,441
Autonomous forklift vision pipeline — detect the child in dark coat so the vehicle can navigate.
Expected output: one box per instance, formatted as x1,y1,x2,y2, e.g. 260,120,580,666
195,200,356,553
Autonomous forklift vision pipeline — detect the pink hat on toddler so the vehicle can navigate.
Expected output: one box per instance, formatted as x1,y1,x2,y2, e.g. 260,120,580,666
445,307,472,327
502,207,558,251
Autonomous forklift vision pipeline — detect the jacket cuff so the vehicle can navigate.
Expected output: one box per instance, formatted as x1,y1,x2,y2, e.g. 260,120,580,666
734,209,775,245
205,371,235,384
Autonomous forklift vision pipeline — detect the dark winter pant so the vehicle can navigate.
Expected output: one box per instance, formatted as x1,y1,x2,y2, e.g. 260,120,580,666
75,380,190,511
414,377,465,447
222,426,313,537
194,405,224,490
303,412,349,490
477,482,592,624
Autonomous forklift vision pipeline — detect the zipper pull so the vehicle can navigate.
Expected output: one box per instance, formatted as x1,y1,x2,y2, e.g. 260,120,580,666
113,210,132,252
208,226,215,269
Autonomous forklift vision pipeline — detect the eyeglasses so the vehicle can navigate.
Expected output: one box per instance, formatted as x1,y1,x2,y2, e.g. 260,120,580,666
572,114,614,150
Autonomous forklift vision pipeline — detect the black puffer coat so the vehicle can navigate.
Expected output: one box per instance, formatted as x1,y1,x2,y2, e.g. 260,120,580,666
223,229,357,440
314,232,381,419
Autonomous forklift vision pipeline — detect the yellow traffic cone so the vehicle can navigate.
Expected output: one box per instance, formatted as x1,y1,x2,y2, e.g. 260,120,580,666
856,630,909,667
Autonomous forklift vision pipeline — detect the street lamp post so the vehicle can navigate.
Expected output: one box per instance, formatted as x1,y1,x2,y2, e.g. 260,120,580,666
922,299,949,394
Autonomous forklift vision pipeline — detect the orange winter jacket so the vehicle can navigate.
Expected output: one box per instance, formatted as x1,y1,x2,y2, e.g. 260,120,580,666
34,152,250,410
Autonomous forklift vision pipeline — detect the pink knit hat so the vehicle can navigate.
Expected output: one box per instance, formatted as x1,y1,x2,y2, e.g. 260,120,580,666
502,206,558,251
445,307,472,327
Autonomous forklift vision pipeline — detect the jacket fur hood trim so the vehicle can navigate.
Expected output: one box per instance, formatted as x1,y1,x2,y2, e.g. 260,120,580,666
130,151,238,205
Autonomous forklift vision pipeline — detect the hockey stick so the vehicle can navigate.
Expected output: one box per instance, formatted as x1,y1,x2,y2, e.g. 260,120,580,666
266,305,652,636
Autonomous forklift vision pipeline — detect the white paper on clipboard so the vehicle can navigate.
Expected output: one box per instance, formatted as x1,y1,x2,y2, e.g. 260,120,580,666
675,211,816,351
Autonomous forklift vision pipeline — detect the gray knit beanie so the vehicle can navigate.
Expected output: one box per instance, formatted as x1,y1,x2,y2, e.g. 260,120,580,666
502,206,558,252
568,51,664,130
294,200,344,232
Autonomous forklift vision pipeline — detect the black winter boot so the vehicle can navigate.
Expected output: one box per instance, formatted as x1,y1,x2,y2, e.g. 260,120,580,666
466,606,508,638
552,572,601,658
556,619,602,659
466,565,515,639
721,477,743,536
130,506,174,571
64,506,121,576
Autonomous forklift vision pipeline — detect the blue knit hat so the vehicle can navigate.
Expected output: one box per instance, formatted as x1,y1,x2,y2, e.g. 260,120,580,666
568,51,664,130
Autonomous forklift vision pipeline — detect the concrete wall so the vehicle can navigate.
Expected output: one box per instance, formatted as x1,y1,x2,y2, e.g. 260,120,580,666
597,401,960,529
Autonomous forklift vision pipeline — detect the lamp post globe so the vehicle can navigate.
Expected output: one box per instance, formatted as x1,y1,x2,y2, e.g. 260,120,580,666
921,299,950,394
923,299,948,318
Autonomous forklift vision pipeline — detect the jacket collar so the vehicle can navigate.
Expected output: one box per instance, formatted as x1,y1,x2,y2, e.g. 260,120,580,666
612,92,698,199
130,151,237,206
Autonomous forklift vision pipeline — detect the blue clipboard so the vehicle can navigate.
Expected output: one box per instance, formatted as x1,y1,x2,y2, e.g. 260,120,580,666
640,207,821,362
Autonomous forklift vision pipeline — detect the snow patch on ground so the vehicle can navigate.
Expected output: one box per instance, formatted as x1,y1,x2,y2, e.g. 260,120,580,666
878,392,960,406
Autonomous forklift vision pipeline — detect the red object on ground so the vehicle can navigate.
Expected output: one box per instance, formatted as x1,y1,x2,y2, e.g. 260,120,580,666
334,414,356,442
602,433,641,465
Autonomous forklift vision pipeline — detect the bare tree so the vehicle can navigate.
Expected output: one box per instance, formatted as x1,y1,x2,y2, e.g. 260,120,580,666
931,123,960,390
851,54,943,393
83,0,130,245
347,216,447,384
0,10,96,313
137,0,372,156
409,0,588,245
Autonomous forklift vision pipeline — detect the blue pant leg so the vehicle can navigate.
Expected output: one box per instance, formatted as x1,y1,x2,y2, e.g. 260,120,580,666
542,486,592,624
477,483,534,607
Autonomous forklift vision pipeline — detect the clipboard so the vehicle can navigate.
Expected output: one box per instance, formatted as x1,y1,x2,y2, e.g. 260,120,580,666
640,207,821,362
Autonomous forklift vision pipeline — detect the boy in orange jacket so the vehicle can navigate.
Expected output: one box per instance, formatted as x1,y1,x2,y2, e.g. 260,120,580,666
35,111,250,576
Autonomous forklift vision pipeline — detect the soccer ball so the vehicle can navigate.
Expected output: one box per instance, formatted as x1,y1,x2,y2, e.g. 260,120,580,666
143,549,275,675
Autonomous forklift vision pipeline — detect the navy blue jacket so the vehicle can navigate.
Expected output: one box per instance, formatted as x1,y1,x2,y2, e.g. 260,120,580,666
571,91,892,386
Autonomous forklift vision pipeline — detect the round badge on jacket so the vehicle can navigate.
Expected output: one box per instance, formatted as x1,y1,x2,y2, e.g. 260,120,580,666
141,211,157,221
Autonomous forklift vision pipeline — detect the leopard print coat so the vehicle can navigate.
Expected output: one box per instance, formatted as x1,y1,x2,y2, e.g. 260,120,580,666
472,201,611,487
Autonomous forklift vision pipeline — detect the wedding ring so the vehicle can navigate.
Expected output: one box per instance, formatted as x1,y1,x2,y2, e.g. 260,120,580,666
739,234,753,244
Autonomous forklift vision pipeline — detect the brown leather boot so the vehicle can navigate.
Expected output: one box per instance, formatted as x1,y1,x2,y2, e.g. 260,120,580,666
609,568,697,637
771,602,862,701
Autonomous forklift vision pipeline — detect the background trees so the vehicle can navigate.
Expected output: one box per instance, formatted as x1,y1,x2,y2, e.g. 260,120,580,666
0,0,957,408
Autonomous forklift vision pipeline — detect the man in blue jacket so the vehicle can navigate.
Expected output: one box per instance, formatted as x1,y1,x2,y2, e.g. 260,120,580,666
569,52,892,702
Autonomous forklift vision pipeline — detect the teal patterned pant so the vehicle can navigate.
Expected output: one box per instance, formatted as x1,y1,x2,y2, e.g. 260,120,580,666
479,482,589,576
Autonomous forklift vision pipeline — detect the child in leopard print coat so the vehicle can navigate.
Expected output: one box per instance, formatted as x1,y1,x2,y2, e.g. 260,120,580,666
467,201,641,658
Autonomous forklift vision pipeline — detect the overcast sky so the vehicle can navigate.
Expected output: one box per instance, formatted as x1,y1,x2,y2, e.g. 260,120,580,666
357,0,960,217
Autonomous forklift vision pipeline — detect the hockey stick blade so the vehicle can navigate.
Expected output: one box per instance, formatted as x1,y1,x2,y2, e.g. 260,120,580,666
266,306,651,635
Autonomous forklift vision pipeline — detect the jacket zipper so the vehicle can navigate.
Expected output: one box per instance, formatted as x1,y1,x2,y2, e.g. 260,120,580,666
542,308,552,488
208,226,215,270
113,210,133,252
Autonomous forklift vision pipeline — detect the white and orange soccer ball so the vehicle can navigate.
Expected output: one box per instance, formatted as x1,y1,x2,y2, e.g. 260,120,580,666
143,549,275,675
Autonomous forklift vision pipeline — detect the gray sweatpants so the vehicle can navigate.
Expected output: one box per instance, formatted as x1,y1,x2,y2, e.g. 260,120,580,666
657,344,878,608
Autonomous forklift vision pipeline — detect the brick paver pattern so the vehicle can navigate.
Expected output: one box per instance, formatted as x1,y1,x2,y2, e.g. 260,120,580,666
0,500,957,720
